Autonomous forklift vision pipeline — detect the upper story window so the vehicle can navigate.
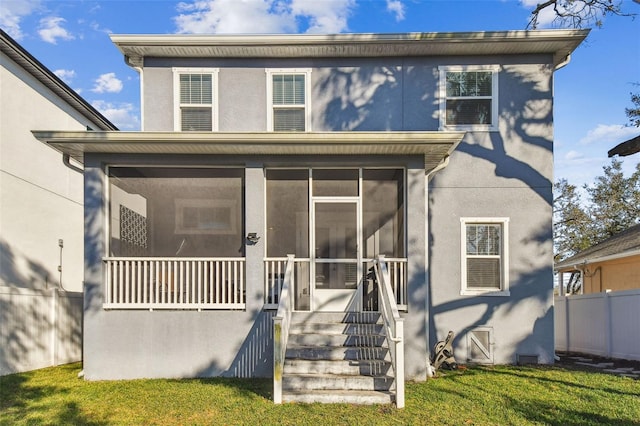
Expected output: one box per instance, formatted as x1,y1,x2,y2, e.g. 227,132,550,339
439,65,499,131
266,69,311,131
460,218,510,296
173,68,219,131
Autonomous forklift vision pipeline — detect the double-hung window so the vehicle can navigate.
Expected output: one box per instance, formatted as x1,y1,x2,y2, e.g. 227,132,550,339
439,65,499,131
461,218,509,296
173,68,218,131
266,69,311,131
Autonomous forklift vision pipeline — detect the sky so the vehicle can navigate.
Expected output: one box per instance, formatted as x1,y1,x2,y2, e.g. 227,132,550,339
1,0,639,190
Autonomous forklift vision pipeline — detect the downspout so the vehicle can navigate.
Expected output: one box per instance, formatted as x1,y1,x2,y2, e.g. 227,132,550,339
63,154,83,174
554,54,571,71
573,263,585,295
424,154,451,378
124,55,144,130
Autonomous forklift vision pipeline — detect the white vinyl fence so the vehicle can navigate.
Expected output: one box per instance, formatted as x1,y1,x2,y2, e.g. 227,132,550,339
0,286,83,375
555,289,640,361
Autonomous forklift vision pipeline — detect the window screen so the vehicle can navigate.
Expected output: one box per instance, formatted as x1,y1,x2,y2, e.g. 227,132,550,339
444,70,494,125
108,168,243,258
272,74,306,131
179,73,213,131
266,169,309,257
466,224,502,289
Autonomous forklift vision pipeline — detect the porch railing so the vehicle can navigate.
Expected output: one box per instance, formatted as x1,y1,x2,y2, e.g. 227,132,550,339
273,254,295,404
264,257,310,309
264,257,406,310
103,257,245,310
371,257,407,311
374,254,405,408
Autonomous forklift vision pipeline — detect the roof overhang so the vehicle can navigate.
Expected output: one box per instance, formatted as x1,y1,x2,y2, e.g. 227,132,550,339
608,135,640,157
1,29,117,131
110,30,590,69
554,249,640,272
32,131,465,173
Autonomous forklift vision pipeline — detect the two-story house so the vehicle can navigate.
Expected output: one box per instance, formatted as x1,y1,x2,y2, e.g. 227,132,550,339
34,29,588,405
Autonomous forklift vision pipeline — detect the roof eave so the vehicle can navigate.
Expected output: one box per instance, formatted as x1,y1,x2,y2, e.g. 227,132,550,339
32,130,465,172
1,29,118,131
555,249,640,272
110,29,589,67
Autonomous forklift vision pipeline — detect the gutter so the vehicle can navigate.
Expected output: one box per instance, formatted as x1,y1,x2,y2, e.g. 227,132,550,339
63,154,83,174
1,29,117,131
554,53,571,71
555,248,640,272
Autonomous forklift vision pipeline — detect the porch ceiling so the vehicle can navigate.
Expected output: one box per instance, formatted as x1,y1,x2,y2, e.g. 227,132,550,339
32,131,465,173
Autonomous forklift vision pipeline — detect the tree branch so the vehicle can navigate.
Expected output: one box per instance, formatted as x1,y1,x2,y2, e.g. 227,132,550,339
527,0,636,29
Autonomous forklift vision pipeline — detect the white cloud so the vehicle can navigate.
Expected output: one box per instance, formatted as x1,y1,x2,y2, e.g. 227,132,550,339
555,125,639,188
91,73,123,94
386,0,405,22
38,16,75,44
579,124,639,146
289,0,355,34
175,0,294,34
53,69,76,84
0,0,41,40
91,101,140,130
564,150,585,161
174,0,354,34
90,21,112,34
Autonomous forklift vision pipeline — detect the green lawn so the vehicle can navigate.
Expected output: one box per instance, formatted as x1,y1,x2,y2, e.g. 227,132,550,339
1,363,638,425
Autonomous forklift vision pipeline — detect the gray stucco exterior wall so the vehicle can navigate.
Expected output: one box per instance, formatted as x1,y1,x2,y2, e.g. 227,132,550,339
83,53,557,379
83,155,276,379
428,62,555,364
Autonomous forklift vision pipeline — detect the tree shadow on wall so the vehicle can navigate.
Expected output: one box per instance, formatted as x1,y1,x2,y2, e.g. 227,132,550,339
425,65,557,361
317,63,405,131
0,239,82,376
314,60,558,367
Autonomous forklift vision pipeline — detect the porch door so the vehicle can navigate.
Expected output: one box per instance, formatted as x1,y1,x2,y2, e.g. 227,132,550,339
312,200,361,311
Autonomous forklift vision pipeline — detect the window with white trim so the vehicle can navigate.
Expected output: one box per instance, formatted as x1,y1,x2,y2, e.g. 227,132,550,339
266,69,311,131
173,68,218,131
461,218,509,296
439,65,499,131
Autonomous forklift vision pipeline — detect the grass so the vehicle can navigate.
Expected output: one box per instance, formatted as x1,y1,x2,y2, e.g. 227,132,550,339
1,363,639,425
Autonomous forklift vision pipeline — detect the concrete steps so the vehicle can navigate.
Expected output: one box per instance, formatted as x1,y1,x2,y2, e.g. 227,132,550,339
283,389,394,405
284,359,391,376
282,312,395,405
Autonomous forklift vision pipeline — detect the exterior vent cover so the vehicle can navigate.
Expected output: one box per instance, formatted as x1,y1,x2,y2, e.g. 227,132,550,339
467,327,493,364
517,354,539,365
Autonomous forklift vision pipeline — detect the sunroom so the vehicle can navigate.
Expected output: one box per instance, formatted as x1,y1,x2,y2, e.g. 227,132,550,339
33,131,464,313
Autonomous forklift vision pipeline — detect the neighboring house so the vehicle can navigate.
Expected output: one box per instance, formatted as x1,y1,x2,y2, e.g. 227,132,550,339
555,224,640,294
0,29,116,374
34,30,587,403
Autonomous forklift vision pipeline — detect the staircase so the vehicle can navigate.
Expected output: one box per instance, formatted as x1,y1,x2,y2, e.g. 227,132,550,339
281,311,396,404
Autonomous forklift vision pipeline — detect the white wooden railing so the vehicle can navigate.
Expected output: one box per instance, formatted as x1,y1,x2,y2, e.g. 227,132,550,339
265,257,406,310
273,255,295,404
374,255,405,408
103,257,245,310
370,257,407,311
264,257,310,309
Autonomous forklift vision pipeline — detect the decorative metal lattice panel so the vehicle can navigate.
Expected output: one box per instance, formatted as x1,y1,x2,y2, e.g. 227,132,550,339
120,205,147,256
